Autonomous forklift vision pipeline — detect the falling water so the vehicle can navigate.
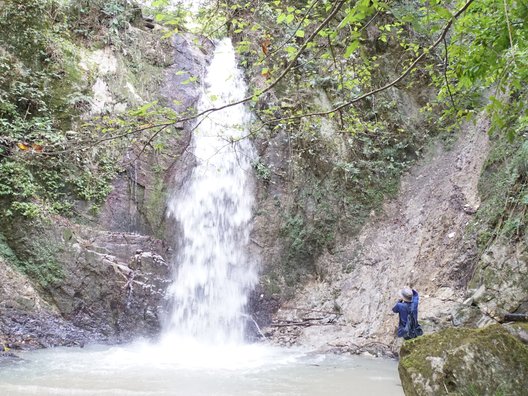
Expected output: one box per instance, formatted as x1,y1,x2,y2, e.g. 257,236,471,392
164,38,257,344
0,35,404,396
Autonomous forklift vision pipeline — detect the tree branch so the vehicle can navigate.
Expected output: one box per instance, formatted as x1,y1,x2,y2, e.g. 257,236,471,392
262,0,475,124
173,0,348,124
264,0,322,60
443,37,458,113
34,0,475,158
503,0,514,49
40,121,179,156
31,1,346,158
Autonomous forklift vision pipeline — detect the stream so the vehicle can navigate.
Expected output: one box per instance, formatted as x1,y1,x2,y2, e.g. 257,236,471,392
0,340,403,395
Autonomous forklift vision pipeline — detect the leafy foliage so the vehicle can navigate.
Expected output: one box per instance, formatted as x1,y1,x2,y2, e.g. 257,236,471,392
471,136,528,247
0,232,63,289
0,0,124,219
67,0,142,46
431,0,528,140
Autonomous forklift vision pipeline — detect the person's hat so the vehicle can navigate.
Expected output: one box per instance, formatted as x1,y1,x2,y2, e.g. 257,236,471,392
399,287,413,302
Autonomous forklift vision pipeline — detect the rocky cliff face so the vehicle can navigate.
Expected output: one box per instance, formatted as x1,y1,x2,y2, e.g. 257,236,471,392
466,240,528,326
0,8,525,382
97,34,211,238
0,26,211,348
0,219,169,348
261,115,491,355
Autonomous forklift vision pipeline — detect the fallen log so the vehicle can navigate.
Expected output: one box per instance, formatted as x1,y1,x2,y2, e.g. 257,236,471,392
504,313,528,322
280,306,343,316
270,322,314,328
270,317,337,327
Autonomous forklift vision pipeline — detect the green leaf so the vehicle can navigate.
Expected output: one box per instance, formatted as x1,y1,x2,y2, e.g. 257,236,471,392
129,101,159,117
434,6,452,20
285,45,297,60
295,29,305,38
344,40,359,58
181,76,198,85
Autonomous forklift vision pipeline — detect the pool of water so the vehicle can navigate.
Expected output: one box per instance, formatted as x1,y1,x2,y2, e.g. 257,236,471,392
0,339,403,396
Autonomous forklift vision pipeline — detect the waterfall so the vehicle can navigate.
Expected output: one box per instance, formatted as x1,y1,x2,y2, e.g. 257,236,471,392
164,38,257,345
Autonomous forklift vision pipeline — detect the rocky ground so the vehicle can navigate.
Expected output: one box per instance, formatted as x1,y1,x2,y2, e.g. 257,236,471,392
0,220,170,350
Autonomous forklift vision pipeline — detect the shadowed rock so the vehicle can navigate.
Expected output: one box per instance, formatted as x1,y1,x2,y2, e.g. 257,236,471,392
398,324,528,395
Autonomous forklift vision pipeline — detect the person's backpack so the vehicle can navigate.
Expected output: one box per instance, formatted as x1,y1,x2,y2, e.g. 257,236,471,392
402,303,423,340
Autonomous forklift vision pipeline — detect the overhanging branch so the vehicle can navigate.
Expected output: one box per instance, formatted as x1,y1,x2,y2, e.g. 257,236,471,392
36,0,476,157
262,0,475,124
174,0,348,124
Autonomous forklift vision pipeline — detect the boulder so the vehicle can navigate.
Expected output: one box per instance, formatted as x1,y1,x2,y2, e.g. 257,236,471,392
399,324,528,395
0,219,170,346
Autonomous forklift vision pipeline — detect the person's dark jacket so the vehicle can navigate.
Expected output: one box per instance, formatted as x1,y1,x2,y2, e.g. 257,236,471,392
392,289,419,338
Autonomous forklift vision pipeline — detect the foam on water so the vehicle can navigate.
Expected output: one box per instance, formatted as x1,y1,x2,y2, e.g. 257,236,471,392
101,338,302,371
0,343,403,396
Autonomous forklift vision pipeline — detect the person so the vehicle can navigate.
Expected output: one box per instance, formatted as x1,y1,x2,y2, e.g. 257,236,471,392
392,287,419,338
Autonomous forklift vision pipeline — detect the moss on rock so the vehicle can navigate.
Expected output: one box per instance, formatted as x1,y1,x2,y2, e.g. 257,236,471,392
399,325,528,395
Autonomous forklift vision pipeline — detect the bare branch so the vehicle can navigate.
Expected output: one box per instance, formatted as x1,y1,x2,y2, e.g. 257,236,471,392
31,1,347,158
34,0,475,159
443,37,458,113
40,121,179,156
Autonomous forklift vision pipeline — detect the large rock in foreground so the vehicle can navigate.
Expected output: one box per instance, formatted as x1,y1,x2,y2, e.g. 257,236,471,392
399,325,528,395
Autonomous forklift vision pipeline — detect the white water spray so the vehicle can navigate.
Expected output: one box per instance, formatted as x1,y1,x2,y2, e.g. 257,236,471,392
164,38,257,345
